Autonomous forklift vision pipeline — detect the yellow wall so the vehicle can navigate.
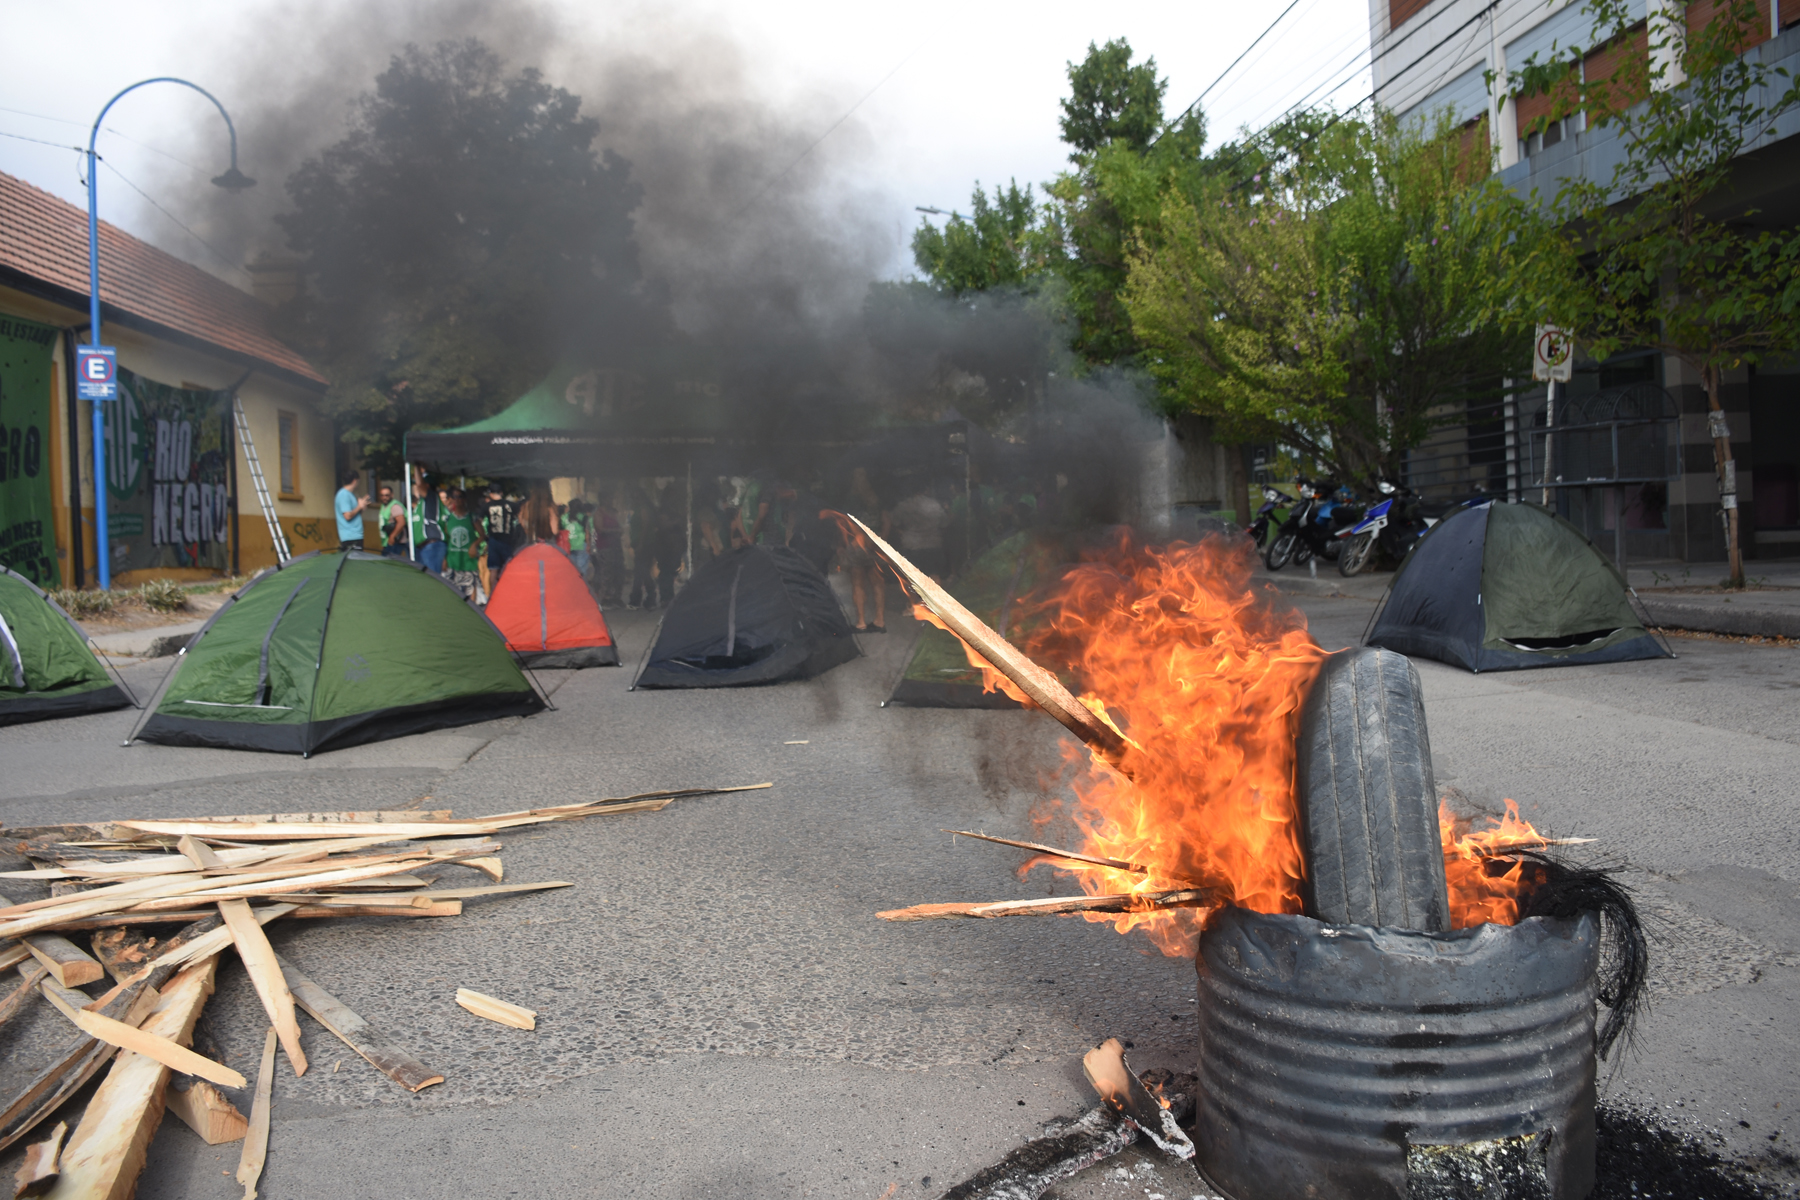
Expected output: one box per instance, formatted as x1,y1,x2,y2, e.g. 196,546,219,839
0,283,335,586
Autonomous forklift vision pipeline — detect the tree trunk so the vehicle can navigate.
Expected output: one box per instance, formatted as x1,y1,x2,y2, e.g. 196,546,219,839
1704,364,1744,587
1229,442,1251,530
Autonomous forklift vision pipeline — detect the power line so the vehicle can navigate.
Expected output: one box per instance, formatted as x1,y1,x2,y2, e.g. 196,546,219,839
0,127,82,152
1155,0,1306,143
0,103,211,174
733,44,922,221
100,159,251,283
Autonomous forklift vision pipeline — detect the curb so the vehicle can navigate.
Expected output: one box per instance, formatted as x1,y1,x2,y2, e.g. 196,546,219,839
89,618,206,659
1636,598,1800,640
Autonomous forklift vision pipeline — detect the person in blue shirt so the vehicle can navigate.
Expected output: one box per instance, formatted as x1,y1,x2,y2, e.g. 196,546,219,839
335,469,370,552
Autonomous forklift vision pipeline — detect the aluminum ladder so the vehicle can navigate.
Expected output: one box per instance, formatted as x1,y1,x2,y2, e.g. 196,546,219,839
232,396,290,564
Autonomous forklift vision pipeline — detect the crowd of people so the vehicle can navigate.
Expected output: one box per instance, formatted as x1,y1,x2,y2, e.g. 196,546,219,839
333,465,1045,628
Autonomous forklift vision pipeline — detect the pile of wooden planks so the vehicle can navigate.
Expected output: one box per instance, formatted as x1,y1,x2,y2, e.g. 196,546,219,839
0,782,768,1199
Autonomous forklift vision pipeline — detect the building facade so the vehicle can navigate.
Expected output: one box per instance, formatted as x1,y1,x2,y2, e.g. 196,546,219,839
1369,0,1800,562
0,170,341,589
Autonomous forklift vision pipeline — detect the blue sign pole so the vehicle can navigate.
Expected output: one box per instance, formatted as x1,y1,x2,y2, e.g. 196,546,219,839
85,78,253,591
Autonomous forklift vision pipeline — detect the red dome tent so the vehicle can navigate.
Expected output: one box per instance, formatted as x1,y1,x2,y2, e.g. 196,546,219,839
486,544,620,668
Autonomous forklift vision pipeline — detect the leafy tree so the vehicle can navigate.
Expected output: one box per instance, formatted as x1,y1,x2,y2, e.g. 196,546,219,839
1498,0,1800,585
1124,113,1524,485
277,40,648,472
1041,41,1205,368
1059,38,1168,156
911,181,1040,296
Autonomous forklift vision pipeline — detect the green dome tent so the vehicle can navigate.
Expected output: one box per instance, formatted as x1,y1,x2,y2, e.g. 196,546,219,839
133,552,544,755
0,564,133,726
887,531,1067,708
1365,501,1671,673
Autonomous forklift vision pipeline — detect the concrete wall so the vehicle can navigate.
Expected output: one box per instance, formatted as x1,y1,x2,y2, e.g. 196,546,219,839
0,283,337,587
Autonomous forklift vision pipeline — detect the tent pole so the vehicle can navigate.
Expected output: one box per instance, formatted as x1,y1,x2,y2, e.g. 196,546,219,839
405,461,415,560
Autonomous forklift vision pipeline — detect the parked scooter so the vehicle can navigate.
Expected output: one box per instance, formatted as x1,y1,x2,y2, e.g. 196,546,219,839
1337,481,1429,576
1248,486,1295,552
1266,481,1362,570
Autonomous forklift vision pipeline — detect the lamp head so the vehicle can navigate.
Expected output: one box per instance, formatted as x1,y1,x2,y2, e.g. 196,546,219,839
211,166,256,192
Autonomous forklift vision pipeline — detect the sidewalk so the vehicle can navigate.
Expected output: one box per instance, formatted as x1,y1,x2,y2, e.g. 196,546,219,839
1255,556,1800,639
87,618,206,658
1628,559,1800,639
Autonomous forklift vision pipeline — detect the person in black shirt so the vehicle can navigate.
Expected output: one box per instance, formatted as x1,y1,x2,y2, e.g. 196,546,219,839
483,486,518,578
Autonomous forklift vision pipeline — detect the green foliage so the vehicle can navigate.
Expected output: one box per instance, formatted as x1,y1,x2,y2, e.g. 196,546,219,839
1497,0,1800,374
1491,0,1800,582
137,578,189,612
276,40,648,473
911,181,1040,296
1124,113,1525,482
1059,38,1169,156
50,587,115,618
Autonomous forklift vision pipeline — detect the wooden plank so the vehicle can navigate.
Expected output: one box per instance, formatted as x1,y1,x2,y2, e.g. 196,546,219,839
216,900,306,1075
290,901,461,919
0,914,222,1152
38,981,244,1088
236,1029,276,1200
13,1120,65,1198
163,1080,247,1146
176,835,223,870
276,954,444,1092
42,956,222,1200
847,513,1136,770
403,882,569,902
0,944,30,972
0,894,103,988
143,905,294,981
0,965,47,1030
876,888,1216,922
458,857,503,882
455,988,535,1030
19,938,103,989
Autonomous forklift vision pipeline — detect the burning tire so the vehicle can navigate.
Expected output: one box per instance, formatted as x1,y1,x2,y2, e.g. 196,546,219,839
1294,647,1451,932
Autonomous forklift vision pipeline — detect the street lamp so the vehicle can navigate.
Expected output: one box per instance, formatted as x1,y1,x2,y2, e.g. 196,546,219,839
84,78,253,590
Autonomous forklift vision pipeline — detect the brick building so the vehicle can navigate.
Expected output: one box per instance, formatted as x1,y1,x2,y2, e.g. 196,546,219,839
1369,0,1800,562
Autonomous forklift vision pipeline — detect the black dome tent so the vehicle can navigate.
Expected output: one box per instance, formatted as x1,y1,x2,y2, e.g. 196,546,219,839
633,545,858,688
1365,501,1671,672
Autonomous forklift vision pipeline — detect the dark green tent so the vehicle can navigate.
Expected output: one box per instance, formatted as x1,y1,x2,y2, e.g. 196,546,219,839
887,532,1067,708
0,564,133,726
1366,501,1671,672
134,552,544,755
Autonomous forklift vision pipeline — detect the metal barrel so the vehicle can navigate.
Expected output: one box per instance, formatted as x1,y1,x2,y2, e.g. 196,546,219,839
1194,906,1599,1200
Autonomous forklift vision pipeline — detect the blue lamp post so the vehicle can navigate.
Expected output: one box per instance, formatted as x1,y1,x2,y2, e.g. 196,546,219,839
84,78,253,590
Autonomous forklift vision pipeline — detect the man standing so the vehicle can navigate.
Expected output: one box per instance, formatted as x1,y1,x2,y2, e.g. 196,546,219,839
441,488,480,600
482,485,517,582
335,469,370,553
377,485,407,557
409,475,447,574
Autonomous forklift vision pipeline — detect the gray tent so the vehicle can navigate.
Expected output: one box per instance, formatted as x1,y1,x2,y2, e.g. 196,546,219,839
1366,501,1671,672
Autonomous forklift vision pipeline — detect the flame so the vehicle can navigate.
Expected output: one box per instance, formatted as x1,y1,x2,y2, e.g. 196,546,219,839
1439,798,1548,928
1008,534,1324,955
908,530,1551,952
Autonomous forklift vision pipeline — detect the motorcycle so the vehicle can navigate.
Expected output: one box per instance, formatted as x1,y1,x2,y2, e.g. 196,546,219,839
1248,486,1295,552
1336,483,1487,576
1266,481,1362,570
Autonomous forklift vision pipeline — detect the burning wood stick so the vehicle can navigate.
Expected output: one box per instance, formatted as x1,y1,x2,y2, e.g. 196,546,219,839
1082,1038,1194,1161
845,514,1136,772
1451,836,1598,858
878,888,1215,922
943,830,1200,882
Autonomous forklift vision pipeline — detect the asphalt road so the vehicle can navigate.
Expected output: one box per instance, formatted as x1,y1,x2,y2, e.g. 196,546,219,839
1,578,1796,1199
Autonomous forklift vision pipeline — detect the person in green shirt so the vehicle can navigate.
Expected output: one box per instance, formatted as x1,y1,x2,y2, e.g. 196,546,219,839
441,488,480,601
563,499,594,580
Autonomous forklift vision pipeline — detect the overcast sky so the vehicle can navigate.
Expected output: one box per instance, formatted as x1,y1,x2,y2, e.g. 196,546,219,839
0,0,1374,288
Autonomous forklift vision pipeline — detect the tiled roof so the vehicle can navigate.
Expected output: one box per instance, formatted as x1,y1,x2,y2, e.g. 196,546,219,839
0,169,326,387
